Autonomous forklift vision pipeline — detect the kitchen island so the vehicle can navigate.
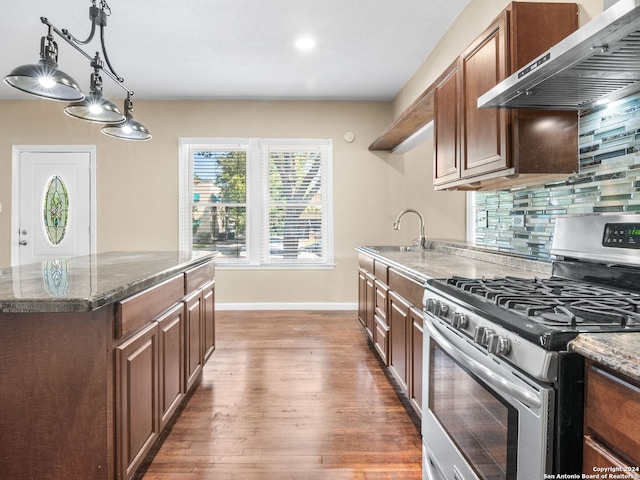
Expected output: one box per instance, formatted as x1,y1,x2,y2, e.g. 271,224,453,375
0,251,215,480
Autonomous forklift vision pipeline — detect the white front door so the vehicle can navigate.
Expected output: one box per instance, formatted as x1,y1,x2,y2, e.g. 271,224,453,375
12,146,96,266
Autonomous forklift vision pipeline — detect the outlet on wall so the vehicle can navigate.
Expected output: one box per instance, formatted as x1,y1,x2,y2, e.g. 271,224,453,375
512,215,525,227
477,210,488,228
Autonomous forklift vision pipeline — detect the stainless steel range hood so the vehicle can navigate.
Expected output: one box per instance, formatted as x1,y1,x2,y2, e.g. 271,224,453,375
478,0,640,110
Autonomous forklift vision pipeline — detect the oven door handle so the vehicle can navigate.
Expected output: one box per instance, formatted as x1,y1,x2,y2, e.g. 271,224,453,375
424,452,442,480
424,316,542,409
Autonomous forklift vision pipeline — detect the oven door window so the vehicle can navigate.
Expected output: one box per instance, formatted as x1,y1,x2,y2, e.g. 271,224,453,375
429,342,518,480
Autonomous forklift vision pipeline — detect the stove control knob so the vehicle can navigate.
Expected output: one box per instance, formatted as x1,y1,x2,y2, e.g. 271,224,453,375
487,335,511,356
426,298,437,314
437,302,449,316
474,327,493,346
452,312,467,329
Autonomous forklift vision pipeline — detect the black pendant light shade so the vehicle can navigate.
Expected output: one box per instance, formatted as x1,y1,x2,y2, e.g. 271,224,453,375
101,95,151,141
4,35,84,102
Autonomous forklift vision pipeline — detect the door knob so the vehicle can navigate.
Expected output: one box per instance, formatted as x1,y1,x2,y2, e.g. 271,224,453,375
19,240,27,246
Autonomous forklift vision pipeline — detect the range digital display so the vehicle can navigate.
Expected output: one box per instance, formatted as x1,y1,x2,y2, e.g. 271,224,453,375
602,223,640,249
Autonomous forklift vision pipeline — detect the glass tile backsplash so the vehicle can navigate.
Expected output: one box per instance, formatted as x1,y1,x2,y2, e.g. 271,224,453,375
474,92,640,259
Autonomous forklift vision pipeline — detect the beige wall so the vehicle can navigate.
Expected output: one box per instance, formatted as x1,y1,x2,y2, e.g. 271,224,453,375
0,99,466,306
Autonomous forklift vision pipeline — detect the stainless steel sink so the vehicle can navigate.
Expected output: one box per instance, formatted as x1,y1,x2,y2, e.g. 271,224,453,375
367,245,425,253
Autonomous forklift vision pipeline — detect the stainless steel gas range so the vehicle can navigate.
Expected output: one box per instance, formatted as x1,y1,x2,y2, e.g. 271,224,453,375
422,214,640,480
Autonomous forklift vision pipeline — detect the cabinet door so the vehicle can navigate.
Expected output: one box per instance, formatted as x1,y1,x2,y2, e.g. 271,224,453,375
388,291,410,393
185,291,203,391
158,303,185,429
584,436,640,480
358,269,367,328
365,272,375,339
373,280,390,364
202,281,216,362
116,322,159,480
374,314,390,365
460,15,510,178
434,59,461,185
409,307,423,418
584,362,640,470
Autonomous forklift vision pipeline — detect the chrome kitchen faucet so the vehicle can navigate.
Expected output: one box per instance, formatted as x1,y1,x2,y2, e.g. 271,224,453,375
393,209,426,249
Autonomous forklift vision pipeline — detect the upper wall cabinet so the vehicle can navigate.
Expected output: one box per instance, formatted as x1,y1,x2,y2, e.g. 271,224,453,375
433,60,461,184
434,2,579,191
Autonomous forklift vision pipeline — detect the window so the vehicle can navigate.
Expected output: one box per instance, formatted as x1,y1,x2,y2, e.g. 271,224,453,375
179,138,333,268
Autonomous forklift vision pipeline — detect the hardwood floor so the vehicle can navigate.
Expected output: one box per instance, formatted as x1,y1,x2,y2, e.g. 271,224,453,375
139,310,422,480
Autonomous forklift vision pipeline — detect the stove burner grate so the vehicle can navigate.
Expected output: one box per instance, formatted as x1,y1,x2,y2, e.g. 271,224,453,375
445,275,640,328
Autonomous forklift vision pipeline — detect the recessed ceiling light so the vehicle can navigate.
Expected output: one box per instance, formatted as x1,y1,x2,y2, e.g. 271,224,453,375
295,37,316,51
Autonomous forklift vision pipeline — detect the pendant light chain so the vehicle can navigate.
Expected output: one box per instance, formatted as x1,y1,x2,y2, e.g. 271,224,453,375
99,0,112,16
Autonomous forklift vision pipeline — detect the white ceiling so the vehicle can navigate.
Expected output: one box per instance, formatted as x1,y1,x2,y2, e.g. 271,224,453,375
0,0,469,102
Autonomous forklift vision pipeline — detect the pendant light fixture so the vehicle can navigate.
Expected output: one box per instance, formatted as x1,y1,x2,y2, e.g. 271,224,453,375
102,94,152,141
64,56,125,123
3,0,150,141
4,32,84,102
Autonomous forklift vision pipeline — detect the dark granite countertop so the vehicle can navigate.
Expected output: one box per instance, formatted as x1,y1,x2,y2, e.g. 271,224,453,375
0,251,215,313
569,333,640,383
357,239,552,283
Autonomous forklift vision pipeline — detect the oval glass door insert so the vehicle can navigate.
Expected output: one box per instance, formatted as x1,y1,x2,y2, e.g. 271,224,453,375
43,175,69,245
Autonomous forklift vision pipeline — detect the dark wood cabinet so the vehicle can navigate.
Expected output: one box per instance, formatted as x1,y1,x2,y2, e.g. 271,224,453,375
433,2,578,191
185,290,204,391
389,290,410,392
365,273,375,338
116,322,160,480
583,361,640,479
358,254,376,339
434,60,461,185
460,15,509,180
389,269,425,419
114,261,215,480
184,261,216,391
409,307,423,416
203,281,216,362
357,251,426,418
358,268,367,329
374,278,390,364
158,303,185,429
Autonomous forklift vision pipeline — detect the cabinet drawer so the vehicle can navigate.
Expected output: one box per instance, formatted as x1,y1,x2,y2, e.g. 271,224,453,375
585,362,640,466
374,260,388,284
374,314,389,365
116,274,185,339
359,253,374,272
185,261,215,294
388,269,425,307
584,436,640,480
374,279,388,320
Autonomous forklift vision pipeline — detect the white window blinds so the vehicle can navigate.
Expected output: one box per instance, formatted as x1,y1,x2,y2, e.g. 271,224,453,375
179,137,333,268
260,141,331,264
